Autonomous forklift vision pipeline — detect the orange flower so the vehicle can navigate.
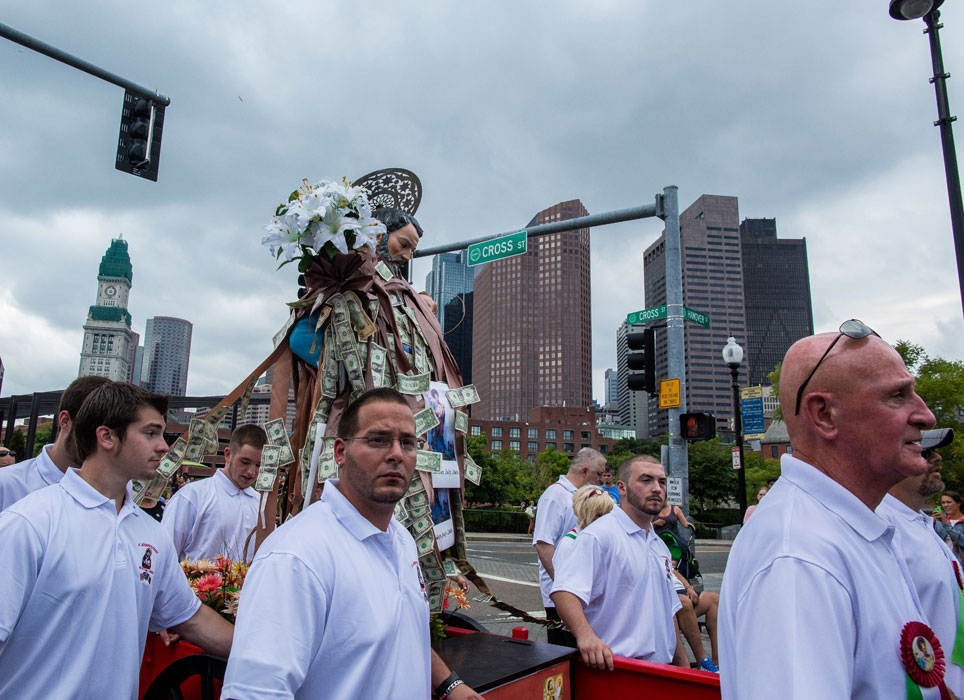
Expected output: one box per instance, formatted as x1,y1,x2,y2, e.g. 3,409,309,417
194,572,223,593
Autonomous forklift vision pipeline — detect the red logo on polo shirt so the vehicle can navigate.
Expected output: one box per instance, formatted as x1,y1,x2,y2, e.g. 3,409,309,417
413,561,427,602
139,542,159,584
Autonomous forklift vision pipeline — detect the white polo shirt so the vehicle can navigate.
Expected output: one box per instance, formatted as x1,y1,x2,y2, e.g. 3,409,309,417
162,469,259,561
719,454,934,700
0,444,66,512
649,533,687,594
534,475,578,607
0,469,201,700
221,479,431,700
878,493,964,696
551,527,580,575
551,507,681,663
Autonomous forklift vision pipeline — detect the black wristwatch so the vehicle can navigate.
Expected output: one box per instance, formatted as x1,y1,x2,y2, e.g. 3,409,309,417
432,671,464,699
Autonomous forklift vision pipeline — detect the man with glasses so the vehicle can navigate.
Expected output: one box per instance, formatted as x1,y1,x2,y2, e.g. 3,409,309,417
222,388,480,700
719,322,938,699
877,428,962,697
0,448,15,467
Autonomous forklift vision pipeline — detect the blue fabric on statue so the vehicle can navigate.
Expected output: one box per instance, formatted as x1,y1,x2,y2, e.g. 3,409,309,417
289,315,322,368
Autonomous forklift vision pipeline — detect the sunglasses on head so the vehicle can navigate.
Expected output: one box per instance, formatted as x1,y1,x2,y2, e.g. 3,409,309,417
794,319,879,416
0,449,14,458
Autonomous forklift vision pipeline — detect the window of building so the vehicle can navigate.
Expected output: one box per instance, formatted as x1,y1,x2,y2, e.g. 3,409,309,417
563,430,574,440
491,427,503,437
509,440,520,451
546,442,556,451
528,427,539,439
491,440,502,451
581,431,591,441
509,427,521,438
528,441,539,452
599,444,608,454
786,445,793,454
771,446,778,458
546,429,556,440
563,443,574,453
470,425,480,436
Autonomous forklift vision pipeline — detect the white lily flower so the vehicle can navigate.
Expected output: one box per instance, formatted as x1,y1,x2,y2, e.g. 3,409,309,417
262,217,303,261
313,206,362,255
353,218,385,252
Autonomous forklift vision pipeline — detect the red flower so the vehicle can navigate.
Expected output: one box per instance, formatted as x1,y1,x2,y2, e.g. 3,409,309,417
194,572,223,594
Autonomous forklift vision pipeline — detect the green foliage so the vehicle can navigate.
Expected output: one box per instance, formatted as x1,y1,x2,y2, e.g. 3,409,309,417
686,438,738,512
768,363,783,420
535,449,570,492
31,428,53,458
605,437,661,473
7,431,26,463
464,433,538,505
743,449,781,504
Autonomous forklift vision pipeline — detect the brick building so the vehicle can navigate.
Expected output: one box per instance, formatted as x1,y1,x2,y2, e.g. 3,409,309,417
468,405,615,463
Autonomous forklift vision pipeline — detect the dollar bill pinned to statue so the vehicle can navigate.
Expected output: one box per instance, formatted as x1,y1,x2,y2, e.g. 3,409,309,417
421,381,460,489
263,418,295,466
256,444,282,492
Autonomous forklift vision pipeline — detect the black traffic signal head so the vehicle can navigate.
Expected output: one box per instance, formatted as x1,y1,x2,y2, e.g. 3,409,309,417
116,90,165,181
680,412,716,441
626,327,655,394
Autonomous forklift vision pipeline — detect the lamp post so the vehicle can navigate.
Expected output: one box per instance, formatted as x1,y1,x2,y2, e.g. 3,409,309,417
890,0,964,319
722,337,747,518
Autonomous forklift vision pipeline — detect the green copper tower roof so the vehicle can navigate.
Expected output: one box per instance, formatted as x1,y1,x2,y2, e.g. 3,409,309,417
98,238,133,282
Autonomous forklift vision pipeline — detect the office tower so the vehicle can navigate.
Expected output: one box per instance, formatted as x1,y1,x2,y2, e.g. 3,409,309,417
141,316,193,396
79,238,135,381
425,251,475,382
740,217,814,386
472,200,592,420
604,368,618,406
642,195,747,437
615,323,648,435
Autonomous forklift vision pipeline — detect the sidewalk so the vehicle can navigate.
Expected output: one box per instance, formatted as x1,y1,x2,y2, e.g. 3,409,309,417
466,532,731,545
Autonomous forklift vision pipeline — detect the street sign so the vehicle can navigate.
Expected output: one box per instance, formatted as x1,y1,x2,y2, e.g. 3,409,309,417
466,230,528,267
683,306,710,328
659,378,681,409
666,476,683,506
740,386,766,437
732,446,742,470
626,305,667,325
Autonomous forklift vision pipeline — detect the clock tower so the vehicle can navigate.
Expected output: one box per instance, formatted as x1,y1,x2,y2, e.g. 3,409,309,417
79,238,134,381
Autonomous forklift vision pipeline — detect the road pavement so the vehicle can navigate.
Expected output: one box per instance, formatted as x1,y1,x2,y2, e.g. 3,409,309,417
453,534,731,656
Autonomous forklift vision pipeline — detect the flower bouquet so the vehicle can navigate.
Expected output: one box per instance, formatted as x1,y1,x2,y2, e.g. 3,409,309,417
262,177,386,273
181,556,248,624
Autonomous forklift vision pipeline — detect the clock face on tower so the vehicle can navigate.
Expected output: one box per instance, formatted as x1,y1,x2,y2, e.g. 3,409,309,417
105,285,117,297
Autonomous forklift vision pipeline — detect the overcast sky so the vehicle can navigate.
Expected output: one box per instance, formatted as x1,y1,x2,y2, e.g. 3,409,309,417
1,1,962,404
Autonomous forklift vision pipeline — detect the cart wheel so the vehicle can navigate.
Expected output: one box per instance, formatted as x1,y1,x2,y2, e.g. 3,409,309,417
142,653,226,700
441,610,489,633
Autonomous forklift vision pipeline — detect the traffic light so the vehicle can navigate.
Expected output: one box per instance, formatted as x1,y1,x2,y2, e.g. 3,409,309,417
626,327,655,394
680,412,716,441
116,90,165,181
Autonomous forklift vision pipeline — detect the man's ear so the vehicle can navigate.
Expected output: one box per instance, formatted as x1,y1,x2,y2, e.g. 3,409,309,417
57,410,71,433
333,438,347,467
94,425,116,453
223,446,232,464
802,392,839,440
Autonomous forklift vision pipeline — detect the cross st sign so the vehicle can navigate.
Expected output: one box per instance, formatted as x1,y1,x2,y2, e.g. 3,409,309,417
467,230,528,267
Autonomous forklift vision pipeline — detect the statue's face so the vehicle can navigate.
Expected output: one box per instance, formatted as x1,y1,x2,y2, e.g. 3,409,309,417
386,224,419,262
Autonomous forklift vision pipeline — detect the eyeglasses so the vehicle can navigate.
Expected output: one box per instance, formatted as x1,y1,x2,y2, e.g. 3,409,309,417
0,450,14,458
794,319,879,416
342,435,424,452
922,448,937,460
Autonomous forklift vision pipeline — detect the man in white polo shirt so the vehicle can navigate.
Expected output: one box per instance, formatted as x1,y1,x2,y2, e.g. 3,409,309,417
551,455,681,670
0,375,108,511
533,447,605,644
222,387,480,700
877,427,963,697
162,423,265,561
0,381,233,700
719,322,938,699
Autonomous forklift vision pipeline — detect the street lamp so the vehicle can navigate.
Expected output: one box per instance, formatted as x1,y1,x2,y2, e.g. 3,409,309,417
722,337,747,518
890,0,964,319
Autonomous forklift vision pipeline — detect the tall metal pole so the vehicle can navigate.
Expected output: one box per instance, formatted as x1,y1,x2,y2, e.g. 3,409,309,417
923,10,964,319
660,186,689,516
729,366,747,518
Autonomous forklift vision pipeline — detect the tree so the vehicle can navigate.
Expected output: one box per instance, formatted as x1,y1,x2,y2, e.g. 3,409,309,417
7,430,26,463
686,438,737,512
535,449,570,492
605,437,661,473
464,433,540,505
768,363,783,420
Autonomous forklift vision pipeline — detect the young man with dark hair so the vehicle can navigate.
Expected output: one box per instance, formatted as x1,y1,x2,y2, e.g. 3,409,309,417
222,387,480,700
0,375,109,511
163,423,267,561
0,381,233,699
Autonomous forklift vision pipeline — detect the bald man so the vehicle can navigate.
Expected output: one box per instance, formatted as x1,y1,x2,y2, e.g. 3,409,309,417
719,322,938,700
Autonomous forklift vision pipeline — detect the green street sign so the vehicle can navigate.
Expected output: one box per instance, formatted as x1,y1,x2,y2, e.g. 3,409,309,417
467,230,528,267
683,306,710,328
627,305,667,325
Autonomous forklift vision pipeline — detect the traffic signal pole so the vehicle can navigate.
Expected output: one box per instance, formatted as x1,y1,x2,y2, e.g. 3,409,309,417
658,186,690,516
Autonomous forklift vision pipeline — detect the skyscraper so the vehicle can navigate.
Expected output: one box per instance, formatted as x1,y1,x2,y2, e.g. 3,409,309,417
425,251,475,382
472,200,592,420
740,217,814,386
615,323,647,434
79,238,135,381
642,195,747,437
141,316,193,396
604,368,618,406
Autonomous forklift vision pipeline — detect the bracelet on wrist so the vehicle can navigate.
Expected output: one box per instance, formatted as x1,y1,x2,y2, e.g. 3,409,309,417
433,671,462,699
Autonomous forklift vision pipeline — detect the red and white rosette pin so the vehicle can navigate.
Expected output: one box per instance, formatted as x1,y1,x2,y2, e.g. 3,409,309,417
953,561,963,594
900,621,950,700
